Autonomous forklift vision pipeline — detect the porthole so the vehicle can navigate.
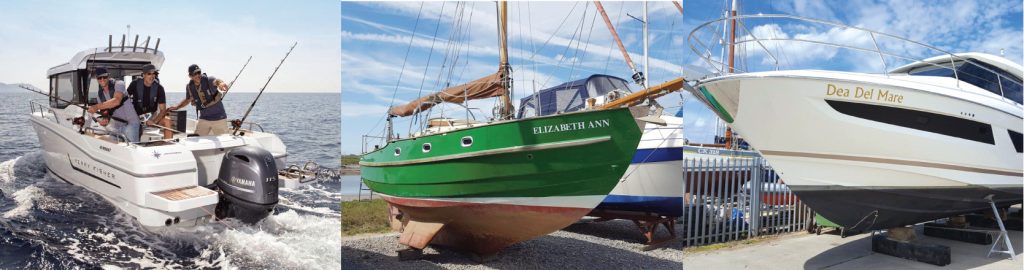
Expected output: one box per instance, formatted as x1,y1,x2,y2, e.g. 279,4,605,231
422,143,432,153
461,136,473,147
394,147,401,156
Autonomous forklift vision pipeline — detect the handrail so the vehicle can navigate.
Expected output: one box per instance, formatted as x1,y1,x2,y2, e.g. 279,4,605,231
688,14,1022,106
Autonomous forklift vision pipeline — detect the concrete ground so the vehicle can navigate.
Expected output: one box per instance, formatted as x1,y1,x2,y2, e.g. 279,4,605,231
684,225,1023,269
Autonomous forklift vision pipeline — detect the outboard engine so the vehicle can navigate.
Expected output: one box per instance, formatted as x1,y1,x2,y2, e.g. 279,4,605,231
214,146,279,224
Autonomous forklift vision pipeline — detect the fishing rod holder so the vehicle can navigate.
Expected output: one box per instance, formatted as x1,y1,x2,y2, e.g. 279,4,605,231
107,34,160,55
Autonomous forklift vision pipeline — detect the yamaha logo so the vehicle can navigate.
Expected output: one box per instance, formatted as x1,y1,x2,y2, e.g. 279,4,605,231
230,176,255,187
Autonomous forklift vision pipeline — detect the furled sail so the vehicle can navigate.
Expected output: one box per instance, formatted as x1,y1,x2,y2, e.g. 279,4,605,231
388,67,509,117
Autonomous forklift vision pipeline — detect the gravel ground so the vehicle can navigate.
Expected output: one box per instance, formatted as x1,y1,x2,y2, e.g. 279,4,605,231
342,218,684,269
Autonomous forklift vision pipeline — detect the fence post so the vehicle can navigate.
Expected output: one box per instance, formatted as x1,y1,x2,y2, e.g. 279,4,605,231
749,157,762,237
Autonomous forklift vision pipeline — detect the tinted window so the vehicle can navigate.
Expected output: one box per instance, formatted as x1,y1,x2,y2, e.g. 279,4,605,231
957,61,1002,97
1010,130,1023,153
826,100,994,145
909,60,1023,104
53,72,75,108
999,73,1023,104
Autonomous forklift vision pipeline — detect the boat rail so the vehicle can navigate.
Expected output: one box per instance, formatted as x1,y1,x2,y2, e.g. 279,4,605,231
238,121,265,133
361,134,388,154
29,100,60,124
688,14,1023,107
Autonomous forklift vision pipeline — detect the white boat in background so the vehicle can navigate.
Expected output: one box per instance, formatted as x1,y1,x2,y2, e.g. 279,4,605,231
518,74,687,217
687,15,1023,231
28,36,295,228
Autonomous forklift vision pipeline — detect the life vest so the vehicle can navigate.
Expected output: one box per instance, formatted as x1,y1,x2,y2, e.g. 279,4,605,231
98,79,131,123
188,75,217,109
132,79,160,114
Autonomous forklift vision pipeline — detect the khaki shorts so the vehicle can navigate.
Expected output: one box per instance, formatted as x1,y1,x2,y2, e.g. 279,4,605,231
195,119,230,136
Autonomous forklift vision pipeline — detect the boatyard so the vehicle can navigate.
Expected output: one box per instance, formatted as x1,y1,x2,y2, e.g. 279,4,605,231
339,0,1022,269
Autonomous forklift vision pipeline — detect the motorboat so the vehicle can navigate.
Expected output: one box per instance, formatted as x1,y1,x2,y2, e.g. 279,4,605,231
28,36,292,228
687,15,1023,231
518,74,687,217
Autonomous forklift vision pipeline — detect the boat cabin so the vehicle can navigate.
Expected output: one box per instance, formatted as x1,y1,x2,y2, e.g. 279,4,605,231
517,74,634,118
893,53,1023,105
47,46,164,110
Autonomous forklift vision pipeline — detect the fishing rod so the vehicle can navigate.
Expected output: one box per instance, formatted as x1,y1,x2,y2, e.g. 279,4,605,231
231,42,297,136
201,55,253,108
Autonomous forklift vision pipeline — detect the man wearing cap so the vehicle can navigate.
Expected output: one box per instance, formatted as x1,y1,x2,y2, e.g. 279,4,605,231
127,64,173,140
87,67,140,143
170,64,231,136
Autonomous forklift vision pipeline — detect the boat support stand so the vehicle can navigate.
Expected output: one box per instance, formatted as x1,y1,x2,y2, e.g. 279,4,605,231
588,209,677,250
984,195,1015,261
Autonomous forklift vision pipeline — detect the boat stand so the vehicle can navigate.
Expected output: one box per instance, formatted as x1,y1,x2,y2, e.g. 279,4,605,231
922,222,993,245
871,226,951,266
588,209,677,250
984,196,1015,260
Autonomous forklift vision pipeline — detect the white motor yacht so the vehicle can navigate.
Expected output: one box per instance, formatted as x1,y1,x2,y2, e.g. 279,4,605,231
687,15,1023,231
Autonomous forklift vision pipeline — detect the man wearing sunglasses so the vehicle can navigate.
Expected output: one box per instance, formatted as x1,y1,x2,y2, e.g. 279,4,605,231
127,64,173,140
87,67,140,143
170,64,230,136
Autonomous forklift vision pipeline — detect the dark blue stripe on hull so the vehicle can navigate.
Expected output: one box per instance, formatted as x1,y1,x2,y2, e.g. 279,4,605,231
632,147,683,163
597,195,683,217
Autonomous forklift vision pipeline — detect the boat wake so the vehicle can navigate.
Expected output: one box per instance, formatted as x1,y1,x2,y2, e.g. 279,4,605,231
0,152,340,269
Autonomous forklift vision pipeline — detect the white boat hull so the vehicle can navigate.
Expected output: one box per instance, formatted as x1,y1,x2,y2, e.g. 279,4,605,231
597,116,687,217
30,106,289,228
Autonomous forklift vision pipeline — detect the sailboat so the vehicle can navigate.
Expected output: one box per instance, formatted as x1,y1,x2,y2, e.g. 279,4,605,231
359,1,644,257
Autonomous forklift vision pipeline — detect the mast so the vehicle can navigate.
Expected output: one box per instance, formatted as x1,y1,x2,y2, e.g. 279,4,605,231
594,1,645,86
727,0,737,74
642,1,649,88
724,0,738,148
496,0,514,120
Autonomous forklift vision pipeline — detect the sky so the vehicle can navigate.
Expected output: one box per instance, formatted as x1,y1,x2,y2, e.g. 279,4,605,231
0,0,340,93
340,0,1024,155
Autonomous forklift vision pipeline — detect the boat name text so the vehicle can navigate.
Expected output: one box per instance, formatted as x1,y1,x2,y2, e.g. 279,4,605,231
72,158,116,180
532,119,611,135
826,83,903,104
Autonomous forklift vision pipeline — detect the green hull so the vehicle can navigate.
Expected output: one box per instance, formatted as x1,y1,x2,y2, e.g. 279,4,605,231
360,108,642,199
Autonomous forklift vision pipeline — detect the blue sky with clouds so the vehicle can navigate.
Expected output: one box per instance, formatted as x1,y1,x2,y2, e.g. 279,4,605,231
0,0,340,93
342,1,1022,155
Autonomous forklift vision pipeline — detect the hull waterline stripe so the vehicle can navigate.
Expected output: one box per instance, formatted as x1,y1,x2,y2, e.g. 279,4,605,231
699,85,733,123
68,154,122,189
632,147,684,163
360,136,611,167
31,117,197,178
760,150,1024,177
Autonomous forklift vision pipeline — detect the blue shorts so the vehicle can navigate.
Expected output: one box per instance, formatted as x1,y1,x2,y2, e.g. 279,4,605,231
109,120,141,143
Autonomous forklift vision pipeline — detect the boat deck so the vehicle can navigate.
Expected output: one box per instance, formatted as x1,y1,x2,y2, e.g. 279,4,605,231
153,186,215,201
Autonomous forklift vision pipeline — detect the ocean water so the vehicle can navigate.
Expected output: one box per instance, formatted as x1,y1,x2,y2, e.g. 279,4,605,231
0,92,341,269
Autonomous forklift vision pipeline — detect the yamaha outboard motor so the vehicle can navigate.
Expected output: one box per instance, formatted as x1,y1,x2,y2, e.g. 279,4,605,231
215,146,279,224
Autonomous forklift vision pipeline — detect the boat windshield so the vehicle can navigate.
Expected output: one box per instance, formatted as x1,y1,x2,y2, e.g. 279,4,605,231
908,60,1023,104
518,75,632,118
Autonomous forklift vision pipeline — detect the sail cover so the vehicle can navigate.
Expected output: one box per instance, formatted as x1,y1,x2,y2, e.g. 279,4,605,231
389,68,508,117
